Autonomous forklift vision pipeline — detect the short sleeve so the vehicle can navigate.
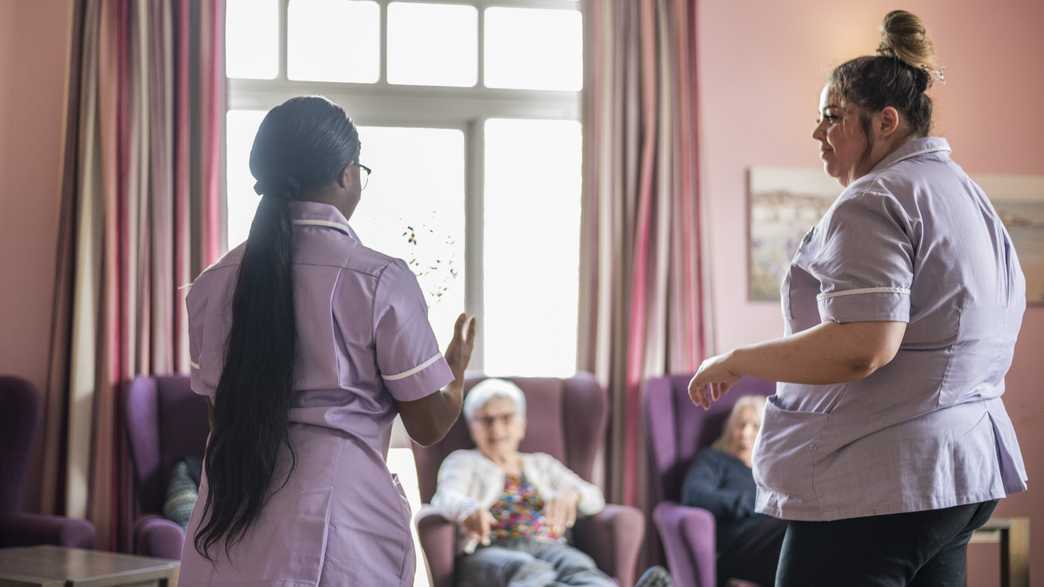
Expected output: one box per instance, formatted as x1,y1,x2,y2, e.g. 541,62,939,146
808,190,914,323
185,283,215,397
373,260,454,402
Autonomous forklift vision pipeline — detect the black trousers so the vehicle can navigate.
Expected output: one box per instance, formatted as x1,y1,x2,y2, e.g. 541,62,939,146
776,500,998,587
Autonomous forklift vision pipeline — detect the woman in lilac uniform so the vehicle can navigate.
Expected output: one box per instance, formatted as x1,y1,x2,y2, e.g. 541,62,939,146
179,96,476,586
688,12,1027,586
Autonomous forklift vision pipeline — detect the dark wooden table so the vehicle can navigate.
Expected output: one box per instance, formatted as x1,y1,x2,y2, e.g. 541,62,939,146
0,546,178,587
970,516,1030,587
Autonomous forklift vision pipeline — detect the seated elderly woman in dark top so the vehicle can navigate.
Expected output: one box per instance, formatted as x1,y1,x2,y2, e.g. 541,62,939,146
682,395,785,587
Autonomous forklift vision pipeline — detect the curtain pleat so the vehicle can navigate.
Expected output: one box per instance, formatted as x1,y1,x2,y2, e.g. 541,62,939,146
579,0,708,520
43,0,225,551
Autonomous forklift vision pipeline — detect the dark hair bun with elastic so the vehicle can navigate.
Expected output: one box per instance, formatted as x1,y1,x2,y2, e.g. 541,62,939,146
878,10,938,87
830,10,939,137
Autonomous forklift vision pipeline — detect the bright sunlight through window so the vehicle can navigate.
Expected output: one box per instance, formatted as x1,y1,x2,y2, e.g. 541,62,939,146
226,1,584,379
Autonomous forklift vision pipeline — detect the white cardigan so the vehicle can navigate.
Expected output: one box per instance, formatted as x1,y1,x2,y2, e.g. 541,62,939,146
425,449,606,553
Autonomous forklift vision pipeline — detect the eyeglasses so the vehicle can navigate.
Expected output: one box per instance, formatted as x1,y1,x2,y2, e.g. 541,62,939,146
353,162,372,191
474,412,518,428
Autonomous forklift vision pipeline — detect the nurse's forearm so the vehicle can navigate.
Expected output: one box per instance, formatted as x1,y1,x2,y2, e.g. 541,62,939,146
398,380,464,446
727,321,905,385
427,380,465,435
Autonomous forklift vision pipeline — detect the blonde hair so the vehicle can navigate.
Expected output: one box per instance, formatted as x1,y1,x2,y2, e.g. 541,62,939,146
878,10,939,78
711,395,767,453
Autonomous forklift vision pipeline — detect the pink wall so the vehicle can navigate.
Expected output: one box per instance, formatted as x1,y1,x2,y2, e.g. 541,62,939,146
0,1,74,511
699,0,1044,584
0,1,73,393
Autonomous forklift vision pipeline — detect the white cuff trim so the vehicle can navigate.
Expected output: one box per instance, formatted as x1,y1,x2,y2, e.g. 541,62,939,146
384,354,442,382
190,359,201,370
817,286,910,300
293,219,352,233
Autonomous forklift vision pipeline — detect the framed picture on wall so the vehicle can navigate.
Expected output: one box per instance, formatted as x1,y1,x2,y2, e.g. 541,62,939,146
748,168,1044,305
747,167,838,302
977,175,1044,305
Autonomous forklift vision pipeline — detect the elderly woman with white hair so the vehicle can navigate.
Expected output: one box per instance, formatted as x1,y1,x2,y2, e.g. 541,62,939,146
681,395,786,587
430,378,671,587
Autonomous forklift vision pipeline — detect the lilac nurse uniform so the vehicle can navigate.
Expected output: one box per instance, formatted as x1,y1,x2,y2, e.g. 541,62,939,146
756,137,1028,522
179,201,453,586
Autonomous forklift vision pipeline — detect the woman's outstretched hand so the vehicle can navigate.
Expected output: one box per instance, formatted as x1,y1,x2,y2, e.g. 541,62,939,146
444,313,477,388
688,352,741,410
461,508,495,546
543,489,580,535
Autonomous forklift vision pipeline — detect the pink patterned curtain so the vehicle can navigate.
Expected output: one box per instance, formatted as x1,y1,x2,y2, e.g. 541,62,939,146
41,0,225,550
579,0,710,511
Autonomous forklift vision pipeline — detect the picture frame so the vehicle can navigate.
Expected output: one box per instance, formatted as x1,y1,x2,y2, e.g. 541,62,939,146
747,168,1044,305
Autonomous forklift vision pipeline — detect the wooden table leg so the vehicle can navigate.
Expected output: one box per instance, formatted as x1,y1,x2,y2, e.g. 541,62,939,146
1000,517,1030,587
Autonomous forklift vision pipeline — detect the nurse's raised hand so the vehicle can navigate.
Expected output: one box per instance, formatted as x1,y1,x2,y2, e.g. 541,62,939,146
401,313,478,446
445,313,477,388
687,352,741,410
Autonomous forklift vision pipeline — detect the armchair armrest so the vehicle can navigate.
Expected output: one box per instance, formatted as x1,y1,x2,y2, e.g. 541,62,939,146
0,512,96,548
416,508,458,587
134,514,185,560
572,503,644,586
653,501,717,587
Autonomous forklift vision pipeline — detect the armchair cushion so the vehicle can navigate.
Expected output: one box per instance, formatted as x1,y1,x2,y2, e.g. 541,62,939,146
0,512,96,549
162,458,201,528
134,514,185,560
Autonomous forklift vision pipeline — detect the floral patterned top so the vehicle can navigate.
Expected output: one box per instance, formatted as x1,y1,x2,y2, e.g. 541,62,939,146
489,474,562,543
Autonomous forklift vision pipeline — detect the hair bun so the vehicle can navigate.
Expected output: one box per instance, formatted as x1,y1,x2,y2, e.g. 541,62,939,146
877,10,942,85
253,175,301,197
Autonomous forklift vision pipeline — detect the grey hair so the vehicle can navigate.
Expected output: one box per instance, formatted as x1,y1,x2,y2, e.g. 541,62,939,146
463,378,527,423
711,395,767,452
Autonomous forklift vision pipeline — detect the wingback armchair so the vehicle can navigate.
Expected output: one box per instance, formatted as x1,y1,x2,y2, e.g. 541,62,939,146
123,374,209,559
0,375,96,548
644,375,775,587
411,373,645,587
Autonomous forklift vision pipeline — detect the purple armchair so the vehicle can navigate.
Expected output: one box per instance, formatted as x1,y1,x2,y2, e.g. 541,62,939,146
123,374,209,559
0,375,96,548
411,373,644,587
644,375,775,587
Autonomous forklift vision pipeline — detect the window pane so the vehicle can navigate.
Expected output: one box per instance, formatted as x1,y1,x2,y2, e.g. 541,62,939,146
484,8,582,91
224,120,465,349
388,3,478,87
226,0,278,79
225,110,267,248
288,0,380,83
353,127,467,350
484,119,581,377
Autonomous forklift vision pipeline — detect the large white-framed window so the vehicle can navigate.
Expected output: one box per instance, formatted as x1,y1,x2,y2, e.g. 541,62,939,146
225,0,583,378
